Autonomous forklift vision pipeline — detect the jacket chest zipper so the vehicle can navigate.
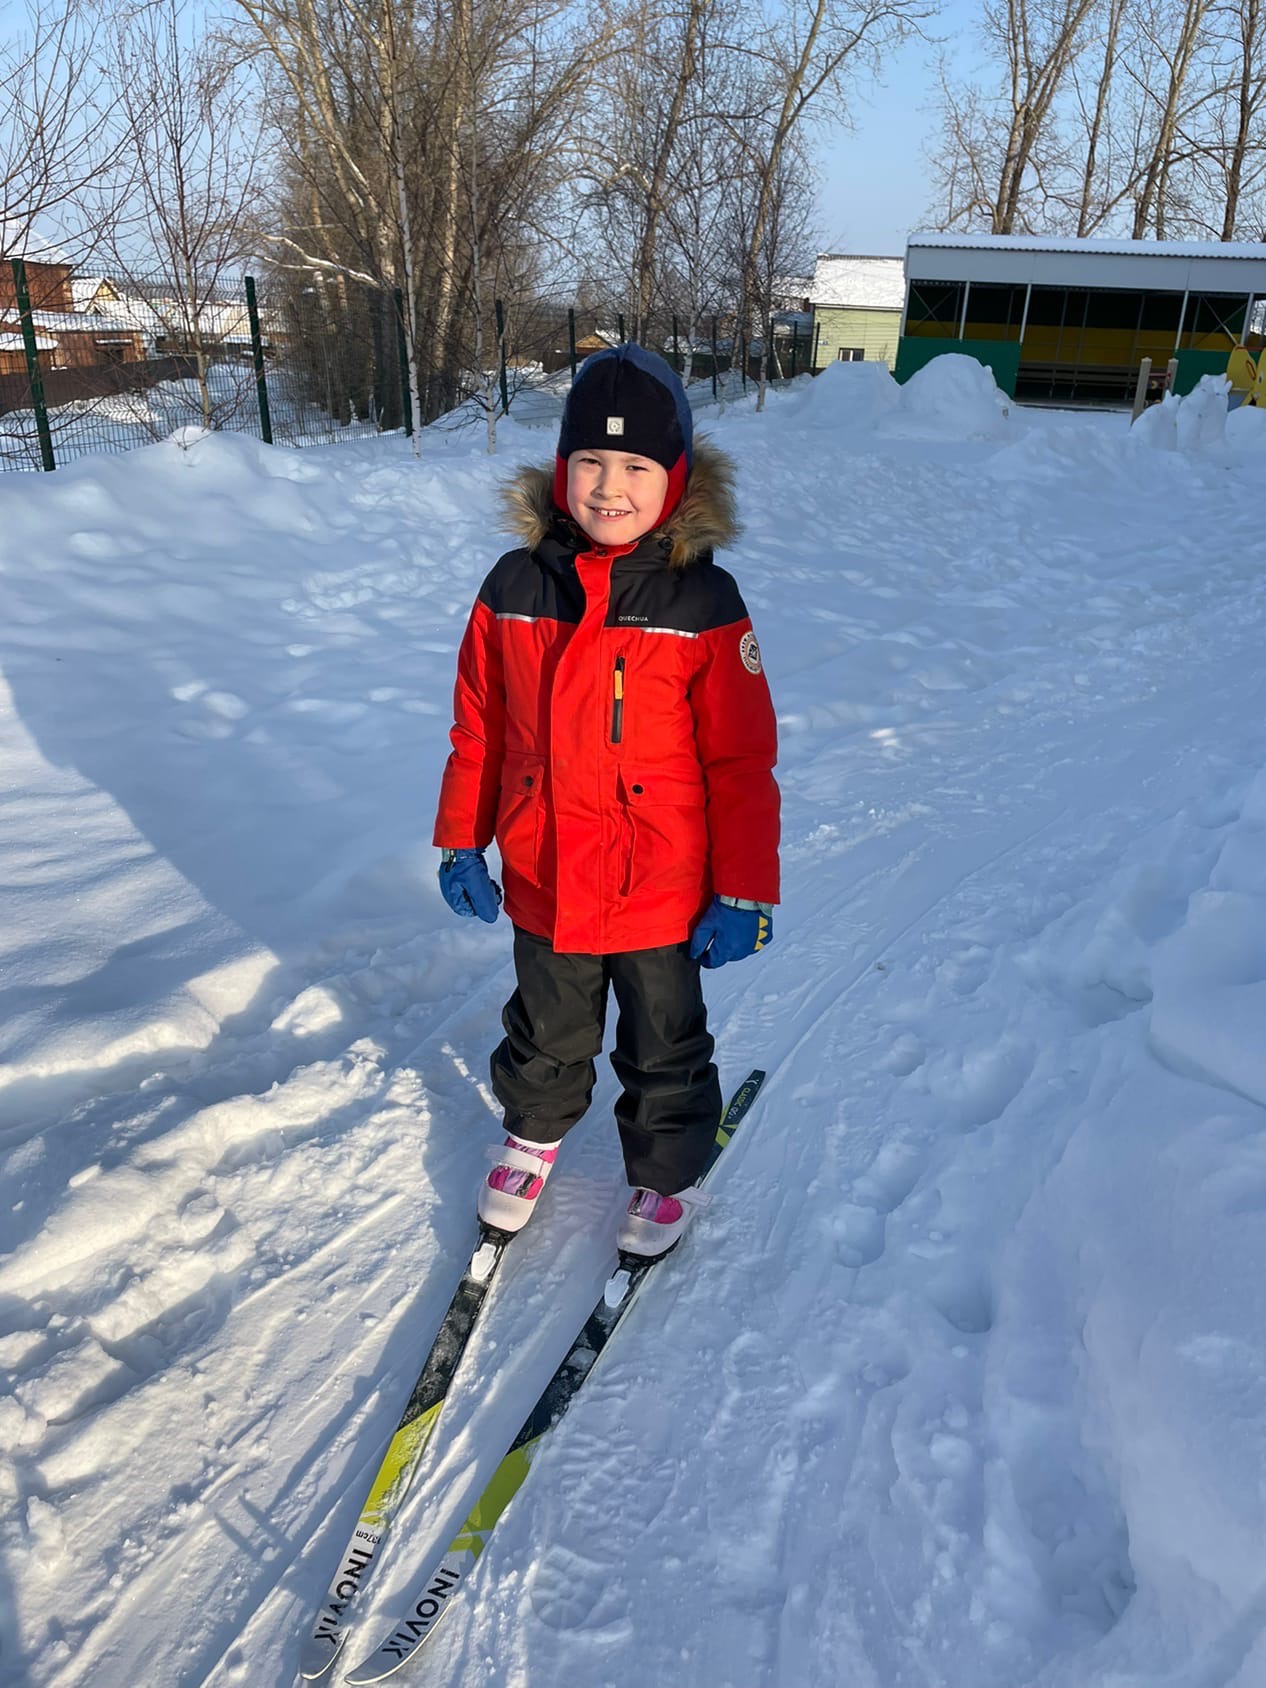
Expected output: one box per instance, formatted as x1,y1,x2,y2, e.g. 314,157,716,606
611,654,625,745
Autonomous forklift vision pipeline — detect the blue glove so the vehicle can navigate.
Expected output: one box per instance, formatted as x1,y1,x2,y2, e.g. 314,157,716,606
689,896,773,968
439,848,502,923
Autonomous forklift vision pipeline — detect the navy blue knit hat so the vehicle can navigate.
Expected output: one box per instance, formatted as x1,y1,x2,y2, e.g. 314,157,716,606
554,343,693,524
558,343,693,469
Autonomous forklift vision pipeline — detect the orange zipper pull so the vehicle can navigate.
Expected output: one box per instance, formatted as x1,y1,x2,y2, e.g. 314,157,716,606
612,655,625,744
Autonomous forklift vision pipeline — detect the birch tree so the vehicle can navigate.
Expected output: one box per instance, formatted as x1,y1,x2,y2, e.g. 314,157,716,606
1069,0,1131,232
1209,0,1266,236
1128,0,1218,235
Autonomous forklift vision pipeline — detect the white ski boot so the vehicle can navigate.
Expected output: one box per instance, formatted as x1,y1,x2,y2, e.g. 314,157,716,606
477,1134,561,1233
616,1185,708,1258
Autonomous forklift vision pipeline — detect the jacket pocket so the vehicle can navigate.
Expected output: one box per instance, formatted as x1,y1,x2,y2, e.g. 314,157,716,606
496,755,545,883
616,766,707,900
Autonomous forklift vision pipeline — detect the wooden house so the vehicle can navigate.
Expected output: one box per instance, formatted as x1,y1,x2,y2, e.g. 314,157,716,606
0,259,145,374
798,256,906,370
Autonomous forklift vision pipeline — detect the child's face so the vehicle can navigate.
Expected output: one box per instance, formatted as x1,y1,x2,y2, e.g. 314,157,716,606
566,449,670,548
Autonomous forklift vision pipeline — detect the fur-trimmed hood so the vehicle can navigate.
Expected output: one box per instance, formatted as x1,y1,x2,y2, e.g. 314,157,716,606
499,437,740,570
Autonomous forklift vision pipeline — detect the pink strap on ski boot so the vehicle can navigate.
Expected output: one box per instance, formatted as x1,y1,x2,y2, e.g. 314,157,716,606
478,1134,560,1234
617,1184,710,1258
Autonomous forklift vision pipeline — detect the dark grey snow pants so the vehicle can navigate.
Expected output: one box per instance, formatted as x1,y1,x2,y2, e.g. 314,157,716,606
490,924,722,1195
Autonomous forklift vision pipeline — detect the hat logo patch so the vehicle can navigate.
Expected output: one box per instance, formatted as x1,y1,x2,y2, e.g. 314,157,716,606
606,416,624,435
740,631,762,675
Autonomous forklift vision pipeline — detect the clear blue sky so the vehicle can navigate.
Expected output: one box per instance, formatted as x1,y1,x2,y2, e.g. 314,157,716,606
815,0,983,256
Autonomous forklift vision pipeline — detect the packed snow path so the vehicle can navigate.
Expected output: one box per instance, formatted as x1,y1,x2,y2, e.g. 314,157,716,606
3,362,1266,1687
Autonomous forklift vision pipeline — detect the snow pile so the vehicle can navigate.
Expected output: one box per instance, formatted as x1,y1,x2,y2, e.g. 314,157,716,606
981,409,1129,490
1151,763,1266,1104
0,428,506,1115
1226,401,1266,455
945,741,1266,1684
774,350,1015,445
3,383,1266,1687
1133,373,1231,454
892,349,1015,440
788,355,901,432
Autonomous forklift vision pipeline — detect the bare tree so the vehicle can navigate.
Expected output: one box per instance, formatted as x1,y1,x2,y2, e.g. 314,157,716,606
0,0,134,265
447,0,593,449
721,0,931,408
656,7,752,379
234,0,592,445
1209,0,1266,236
92,0,268,430
1069,0,1131,232
740,132,819,410
1127,0,1218,235
927,62,1000,228
229,0,432,440
930,0,1099,233
612,0,714,341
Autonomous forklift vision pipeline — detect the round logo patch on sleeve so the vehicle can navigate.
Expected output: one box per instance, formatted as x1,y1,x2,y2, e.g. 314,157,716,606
739,630,762,675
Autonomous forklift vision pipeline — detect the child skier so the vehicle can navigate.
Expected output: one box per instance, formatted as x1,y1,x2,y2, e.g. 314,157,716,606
433,343,779,1257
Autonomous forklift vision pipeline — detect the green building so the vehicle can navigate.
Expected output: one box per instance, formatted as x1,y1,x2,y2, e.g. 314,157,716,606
801,256,906,370
898,233,1266,405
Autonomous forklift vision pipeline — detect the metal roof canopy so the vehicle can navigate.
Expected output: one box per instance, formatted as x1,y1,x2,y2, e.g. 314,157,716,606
906,232,1266,294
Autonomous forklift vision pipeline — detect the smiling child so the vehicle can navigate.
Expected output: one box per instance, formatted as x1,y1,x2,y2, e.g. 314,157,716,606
433,343,779,1257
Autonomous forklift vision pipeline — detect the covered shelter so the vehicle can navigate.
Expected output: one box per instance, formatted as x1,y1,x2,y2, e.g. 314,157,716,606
898,234,1266,405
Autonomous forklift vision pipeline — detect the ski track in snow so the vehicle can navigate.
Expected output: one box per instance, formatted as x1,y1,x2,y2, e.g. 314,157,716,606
3,369,1266,1686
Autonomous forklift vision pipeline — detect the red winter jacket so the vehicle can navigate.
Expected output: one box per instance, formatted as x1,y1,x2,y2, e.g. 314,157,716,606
433,441,779,954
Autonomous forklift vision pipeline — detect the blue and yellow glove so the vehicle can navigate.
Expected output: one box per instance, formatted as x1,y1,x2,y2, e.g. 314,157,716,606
689,895,774,969
439,848,502,923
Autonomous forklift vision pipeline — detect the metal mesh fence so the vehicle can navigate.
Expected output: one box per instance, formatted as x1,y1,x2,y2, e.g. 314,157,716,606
0,258,818,472
2,266,257,469
256,270,410,444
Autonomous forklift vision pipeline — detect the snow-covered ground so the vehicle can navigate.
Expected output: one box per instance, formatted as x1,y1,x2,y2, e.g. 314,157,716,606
3,359,1266,1688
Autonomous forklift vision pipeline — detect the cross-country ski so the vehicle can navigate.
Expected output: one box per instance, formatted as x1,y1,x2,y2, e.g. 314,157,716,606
344,1071,765,1685
297,1225,510,1678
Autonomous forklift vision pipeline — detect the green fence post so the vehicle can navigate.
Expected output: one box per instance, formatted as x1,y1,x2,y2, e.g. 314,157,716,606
618,312,626,344
568,308,577,381
766,317,774,383
244,274,272,445
790,332,798,378
711,316,718,400
495,298,509,415
812,320,822,373
13,258,55,471
394,288,413,436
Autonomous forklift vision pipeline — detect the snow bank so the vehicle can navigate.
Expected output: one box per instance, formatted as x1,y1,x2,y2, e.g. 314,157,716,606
1132,374,1231,454
4,376,1266,1688
789,356,901,432
1226,402,1266,456
0,427,507,1122
777,350,1015,445
894,349,1015,440
1150,764,1266,1104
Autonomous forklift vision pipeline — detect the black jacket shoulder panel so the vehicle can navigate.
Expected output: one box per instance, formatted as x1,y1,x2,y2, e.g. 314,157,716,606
478,547,584,624
607,555,749,635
